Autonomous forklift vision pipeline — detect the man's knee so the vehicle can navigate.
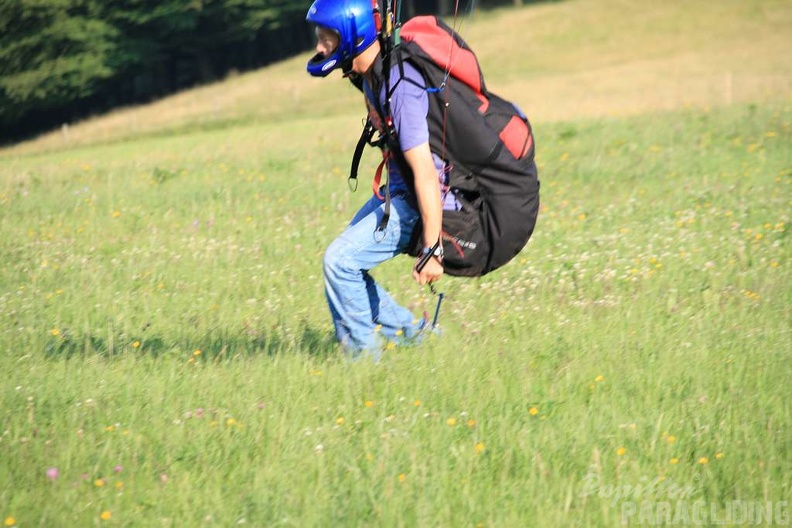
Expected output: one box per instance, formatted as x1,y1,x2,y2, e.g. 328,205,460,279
323,243,352,279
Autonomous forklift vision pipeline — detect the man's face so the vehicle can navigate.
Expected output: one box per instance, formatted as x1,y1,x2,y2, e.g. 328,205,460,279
315,26,340,58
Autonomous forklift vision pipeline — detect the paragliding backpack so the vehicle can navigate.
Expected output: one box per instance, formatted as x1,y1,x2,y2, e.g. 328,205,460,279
350,15,540,277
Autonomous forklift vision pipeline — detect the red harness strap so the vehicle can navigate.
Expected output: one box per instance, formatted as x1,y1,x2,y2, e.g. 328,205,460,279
372,150,389,200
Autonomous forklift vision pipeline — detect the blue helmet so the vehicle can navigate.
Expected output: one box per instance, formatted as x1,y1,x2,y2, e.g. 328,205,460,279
306,0,380,77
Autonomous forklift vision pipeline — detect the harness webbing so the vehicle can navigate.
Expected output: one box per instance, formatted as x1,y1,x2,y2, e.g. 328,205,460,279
349,119,377,191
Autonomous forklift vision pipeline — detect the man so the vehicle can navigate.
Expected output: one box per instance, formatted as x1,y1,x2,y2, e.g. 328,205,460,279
306,0,446,360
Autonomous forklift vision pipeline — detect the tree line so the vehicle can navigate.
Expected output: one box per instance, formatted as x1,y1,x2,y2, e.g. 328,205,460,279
0,0,545,145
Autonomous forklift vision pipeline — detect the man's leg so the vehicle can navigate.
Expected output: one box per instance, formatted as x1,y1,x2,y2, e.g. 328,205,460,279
323,194,419,358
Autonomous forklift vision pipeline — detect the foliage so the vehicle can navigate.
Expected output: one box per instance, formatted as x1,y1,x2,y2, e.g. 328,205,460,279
0,0,117,122
0,0,310,141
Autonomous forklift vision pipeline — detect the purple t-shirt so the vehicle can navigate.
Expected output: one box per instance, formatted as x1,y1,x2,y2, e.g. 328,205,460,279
364,62,460,210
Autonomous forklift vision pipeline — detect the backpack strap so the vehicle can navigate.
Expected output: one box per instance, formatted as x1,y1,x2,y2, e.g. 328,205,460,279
365,53,419,235
369,52,418,195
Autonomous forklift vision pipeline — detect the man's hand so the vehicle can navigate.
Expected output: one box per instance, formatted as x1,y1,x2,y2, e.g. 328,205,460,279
413,255,444,285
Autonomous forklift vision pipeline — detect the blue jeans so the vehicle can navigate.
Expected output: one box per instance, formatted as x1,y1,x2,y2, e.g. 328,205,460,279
323,193,424,360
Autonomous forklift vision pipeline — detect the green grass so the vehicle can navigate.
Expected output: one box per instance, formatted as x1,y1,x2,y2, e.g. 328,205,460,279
1,0,791,526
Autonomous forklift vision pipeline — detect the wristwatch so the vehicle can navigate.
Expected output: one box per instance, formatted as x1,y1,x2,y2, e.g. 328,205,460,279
421,243,444,261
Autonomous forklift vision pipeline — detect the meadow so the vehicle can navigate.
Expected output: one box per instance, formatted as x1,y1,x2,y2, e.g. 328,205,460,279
1,0,790,526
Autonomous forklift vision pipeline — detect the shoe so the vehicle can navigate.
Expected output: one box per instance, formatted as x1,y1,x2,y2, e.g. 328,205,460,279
408,311,442,346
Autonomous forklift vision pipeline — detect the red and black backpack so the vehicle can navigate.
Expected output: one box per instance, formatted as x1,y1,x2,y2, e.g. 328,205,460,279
350,15,540,277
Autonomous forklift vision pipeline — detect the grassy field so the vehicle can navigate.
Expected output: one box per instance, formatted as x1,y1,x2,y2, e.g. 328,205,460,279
1,0,790,526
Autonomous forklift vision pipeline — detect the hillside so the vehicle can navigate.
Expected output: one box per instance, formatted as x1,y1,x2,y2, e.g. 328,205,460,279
2,0,790,156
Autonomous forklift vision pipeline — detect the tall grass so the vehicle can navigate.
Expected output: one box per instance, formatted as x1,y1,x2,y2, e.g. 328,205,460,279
1,0,790,526
2,99,788,527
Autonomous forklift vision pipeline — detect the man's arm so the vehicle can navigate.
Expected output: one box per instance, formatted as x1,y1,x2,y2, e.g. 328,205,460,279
403,142,444,285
